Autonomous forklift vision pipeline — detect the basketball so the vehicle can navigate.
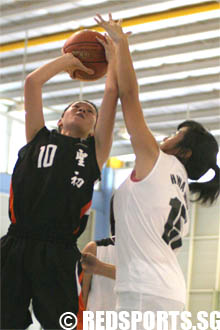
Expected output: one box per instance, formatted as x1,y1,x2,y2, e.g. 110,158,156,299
62,29,107,81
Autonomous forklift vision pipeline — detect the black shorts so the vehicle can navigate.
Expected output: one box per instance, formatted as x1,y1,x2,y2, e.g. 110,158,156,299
1,231,84,330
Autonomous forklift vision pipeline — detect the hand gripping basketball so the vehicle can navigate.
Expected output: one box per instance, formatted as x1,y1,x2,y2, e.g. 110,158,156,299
62,30,108,81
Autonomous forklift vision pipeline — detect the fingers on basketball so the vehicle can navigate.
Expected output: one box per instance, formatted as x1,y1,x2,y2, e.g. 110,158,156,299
62,29,107,81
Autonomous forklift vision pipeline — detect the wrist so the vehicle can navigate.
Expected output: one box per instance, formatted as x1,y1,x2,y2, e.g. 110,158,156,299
52,54,75,73
114,34,128,45
107,57,116,66
59,53,74,68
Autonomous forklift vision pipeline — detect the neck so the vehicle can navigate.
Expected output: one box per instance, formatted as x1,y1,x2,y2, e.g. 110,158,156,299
60,128,89,139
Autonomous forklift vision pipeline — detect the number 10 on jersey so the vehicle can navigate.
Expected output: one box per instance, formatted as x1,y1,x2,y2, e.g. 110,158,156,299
37,144,57,168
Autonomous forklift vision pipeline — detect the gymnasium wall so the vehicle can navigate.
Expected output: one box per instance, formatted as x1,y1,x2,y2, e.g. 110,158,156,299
177,199,220,320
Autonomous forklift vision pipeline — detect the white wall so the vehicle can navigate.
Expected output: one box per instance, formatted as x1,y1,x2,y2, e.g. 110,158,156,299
177,197,220,322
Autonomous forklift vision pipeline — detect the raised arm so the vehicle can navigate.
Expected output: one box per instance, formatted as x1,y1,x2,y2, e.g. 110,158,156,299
24,54,93,143
95,14,159,179
94,34,118,170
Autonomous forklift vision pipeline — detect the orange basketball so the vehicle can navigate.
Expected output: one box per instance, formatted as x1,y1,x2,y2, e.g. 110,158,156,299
62,30,107,81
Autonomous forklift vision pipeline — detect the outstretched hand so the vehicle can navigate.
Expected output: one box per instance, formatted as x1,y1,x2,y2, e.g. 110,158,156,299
94,13,127,44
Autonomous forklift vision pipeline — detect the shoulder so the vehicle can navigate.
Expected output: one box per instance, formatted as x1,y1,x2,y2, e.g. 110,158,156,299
157,152,188,180
30,126,51,142
134,151,184,183
161,151,188,178
18,126,50,158
86,135,96,149
86,136,101,177
158,152,189,193
156,150,181,170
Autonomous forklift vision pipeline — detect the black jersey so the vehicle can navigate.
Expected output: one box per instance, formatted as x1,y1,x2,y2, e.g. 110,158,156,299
8,127,100,239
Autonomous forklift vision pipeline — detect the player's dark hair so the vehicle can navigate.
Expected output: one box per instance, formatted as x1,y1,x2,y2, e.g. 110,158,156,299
109,195,115,236
58,100,98,133
175,120,219,205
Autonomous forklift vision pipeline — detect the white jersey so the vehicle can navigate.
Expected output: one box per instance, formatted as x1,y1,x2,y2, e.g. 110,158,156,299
87,237,116,312
114,151,189,304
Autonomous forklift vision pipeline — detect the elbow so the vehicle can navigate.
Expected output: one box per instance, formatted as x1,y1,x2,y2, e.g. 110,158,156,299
24,75,35,90
24,73,41,88
25,73,35,85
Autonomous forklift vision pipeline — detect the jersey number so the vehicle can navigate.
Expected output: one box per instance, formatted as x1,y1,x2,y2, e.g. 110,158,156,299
37,144,57,168
162,197,187,250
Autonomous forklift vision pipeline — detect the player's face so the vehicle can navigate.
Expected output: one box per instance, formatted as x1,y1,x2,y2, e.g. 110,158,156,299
60,101,97,135
160,127,188,155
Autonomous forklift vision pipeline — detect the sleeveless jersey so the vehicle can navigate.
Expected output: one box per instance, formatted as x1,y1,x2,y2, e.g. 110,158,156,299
114,150,189,304
8,127,100,239
87,237,116,312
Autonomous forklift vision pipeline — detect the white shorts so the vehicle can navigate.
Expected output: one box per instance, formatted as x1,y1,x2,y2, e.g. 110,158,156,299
116,292,184,330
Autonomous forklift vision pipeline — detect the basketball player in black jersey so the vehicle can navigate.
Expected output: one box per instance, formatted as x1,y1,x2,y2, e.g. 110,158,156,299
1,36,118,329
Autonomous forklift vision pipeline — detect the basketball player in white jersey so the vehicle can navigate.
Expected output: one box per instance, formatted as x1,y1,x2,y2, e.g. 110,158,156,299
81,14,220,330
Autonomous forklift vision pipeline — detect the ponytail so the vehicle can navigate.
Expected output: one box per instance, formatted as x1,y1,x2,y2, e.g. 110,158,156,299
176,120,219,206
189,164,220,205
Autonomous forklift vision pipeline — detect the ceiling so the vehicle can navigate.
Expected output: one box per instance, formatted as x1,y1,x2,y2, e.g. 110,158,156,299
1,0,220,157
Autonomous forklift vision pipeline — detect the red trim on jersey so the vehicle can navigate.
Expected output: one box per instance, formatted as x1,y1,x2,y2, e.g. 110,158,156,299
9,182,16,224
77,270,85,330
130,170,141,182
73,201,92,235
73,227,80,235
80,200,92,219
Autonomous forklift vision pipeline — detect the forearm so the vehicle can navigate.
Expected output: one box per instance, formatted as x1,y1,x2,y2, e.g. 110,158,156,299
25,54,71,86
82,273,93,309
101,60,118,119
95,60,118,168
94,260,116,280
116,38,138,98
105,59,118,93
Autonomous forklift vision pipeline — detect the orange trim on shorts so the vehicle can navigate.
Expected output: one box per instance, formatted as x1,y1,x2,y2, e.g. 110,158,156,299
77,270,85,330
9,181,16,223
80,200,92,218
